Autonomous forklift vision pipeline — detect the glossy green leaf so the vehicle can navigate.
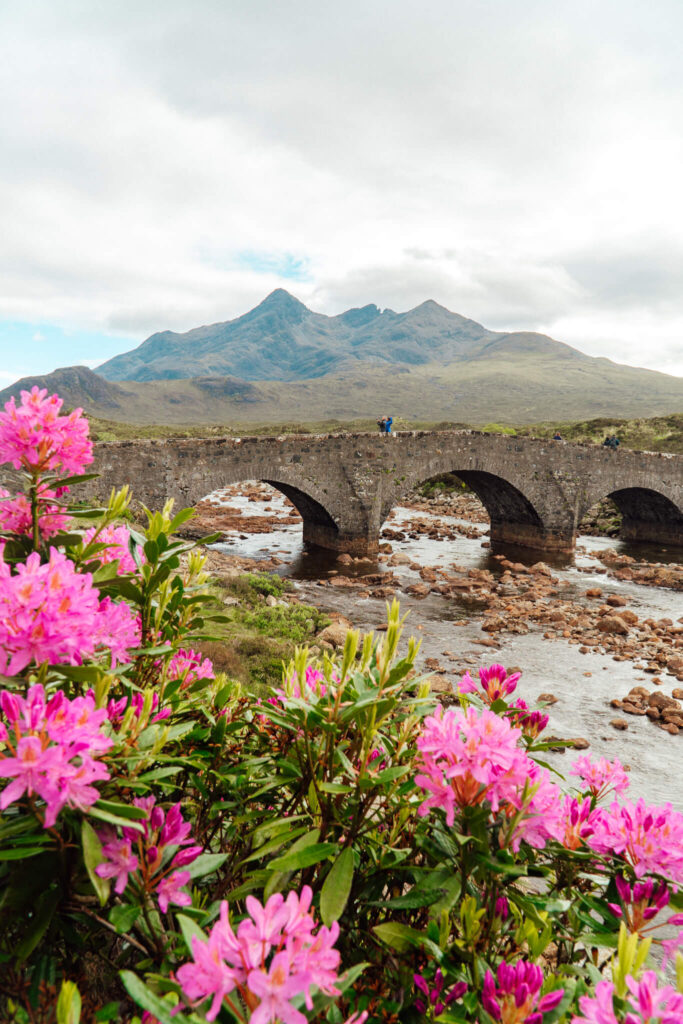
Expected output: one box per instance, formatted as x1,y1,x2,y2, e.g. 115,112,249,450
320,847,354,926
82,820,110,906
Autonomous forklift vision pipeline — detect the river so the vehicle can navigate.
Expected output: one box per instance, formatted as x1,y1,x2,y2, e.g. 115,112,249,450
207,484,683,811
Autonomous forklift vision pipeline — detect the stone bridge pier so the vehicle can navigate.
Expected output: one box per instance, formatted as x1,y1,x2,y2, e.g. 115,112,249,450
54,431,683,557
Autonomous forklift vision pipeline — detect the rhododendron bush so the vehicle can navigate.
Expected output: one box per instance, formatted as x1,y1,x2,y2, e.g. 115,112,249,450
0,390,682,1024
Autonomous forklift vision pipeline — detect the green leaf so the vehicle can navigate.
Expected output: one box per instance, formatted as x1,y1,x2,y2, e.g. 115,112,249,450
176,914,207,956
15,887,60,962
82,820,110,906
268,842,338,872
56,980,81,1024
320,847,354,926
119,972,187,1024
93,799,149,820
184,853,228,880
0,846,50,860
88,805,145,832
109,904,141,934
371,888,445,910
373,921,418,953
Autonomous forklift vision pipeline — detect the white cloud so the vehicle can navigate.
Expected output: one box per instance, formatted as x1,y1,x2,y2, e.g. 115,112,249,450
0,1,681,378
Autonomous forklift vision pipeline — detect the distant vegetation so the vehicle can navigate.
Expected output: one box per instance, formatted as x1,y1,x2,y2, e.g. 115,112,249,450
89,411,683,454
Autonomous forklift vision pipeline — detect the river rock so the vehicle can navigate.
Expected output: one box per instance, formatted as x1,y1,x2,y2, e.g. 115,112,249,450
538,693,558,704
609,718,629,730
597,615,630,635
316,621,351,648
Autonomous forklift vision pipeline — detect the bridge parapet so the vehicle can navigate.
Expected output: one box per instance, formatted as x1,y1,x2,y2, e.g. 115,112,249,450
2,431,680,556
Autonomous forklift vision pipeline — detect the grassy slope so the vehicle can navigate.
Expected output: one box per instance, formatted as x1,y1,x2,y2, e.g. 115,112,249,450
31,352,683,427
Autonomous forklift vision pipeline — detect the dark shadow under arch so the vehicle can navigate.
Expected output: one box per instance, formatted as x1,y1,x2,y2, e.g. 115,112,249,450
449,470,543,529
262,479,339,536
606,487,683,546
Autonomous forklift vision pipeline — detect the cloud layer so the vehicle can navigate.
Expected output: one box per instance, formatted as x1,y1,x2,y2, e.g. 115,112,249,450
1,0,682,378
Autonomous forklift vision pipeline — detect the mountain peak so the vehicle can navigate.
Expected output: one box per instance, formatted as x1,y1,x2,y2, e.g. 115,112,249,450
256,289,310,314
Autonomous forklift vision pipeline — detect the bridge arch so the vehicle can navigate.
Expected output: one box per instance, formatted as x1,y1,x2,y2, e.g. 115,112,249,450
384,463,563,551
195,466,342,551
580,484,683,547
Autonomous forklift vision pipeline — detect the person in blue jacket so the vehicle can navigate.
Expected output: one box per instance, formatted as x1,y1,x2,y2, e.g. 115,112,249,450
385,416,393,435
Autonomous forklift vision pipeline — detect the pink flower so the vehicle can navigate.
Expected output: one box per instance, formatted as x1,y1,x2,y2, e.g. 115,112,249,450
176,929,240,1022
97,797,201,912
507,699,549,739
82,524,143,574
177,887,342,1023
482,960,563,1024
0,548,138,675
0,387,93,475
503,763,566,851
0,683,112,826
96,835,139,893
570,756,630,801
0,485,71,539
248,951,309,1024
458,664,520,703
572,971,683,1024
559,796,600,851
167,649,214,688
415,705,529,823
156,870,192,913
587,799,683,884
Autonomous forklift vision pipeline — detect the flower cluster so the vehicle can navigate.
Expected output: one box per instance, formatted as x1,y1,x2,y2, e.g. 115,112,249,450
0,386,92,475
167,648,215,688
572,971,683,1024
482,961,563,1024
588,799,683,884
414,970,466,1017
104,690,171,728
282,664,330,700
571,756,630,801
0,483,71,540
559,796,600,851
82,523,142,575
416,704,564,849
0,684,111,826
96,797,201,912
176,886,342,1023
507,698,549,740
0,547,139,674
458,663,521,704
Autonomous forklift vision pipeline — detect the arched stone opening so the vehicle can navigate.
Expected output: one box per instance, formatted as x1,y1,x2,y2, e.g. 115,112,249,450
605,487,683,547
452,470,551,550
262,479,340,550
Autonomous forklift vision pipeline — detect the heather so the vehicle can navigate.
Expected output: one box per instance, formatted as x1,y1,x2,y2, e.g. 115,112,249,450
0,388,682,1023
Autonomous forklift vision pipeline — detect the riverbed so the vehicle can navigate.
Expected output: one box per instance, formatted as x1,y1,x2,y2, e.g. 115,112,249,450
203,483,683,810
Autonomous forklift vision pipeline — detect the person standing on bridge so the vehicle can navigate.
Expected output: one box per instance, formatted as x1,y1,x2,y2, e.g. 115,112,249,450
377,416,386,434
385,416,393,435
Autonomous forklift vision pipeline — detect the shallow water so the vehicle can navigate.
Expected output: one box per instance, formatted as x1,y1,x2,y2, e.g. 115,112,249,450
210,486,683,809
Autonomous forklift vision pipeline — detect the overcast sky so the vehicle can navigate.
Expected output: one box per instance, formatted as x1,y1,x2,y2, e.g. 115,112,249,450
1,0,683,383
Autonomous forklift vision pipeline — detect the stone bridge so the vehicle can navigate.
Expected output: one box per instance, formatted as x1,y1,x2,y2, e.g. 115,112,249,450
83,431,683,556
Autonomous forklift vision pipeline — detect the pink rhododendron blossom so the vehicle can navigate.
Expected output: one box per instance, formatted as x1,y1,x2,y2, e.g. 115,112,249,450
96,797,201,913
457,664,520,703
559,796,600,851
82,524,143,574
508,698,548,739
503,763,566,851
570,756,630,801
176,886,341,1023
415,704,530,823
572,971,683,1024
96,836,139,893
0,683,111,826
0,484,71,539
482,961,563,1024
281,664,335,700
587,799,683,884
0,548,139,674
167,648,214,688
414,970,467,1016
103,690,170,728
0,387,93,475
